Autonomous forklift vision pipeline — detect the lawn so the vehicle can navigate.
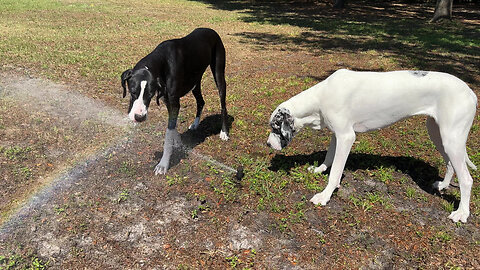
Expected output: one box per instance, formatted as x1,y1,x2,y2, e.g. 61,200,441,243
1,0,479,268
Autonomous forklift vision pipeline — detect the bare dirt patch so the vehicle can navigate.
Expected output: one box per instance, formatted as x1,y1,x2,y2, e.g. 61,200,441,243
0,70,130,223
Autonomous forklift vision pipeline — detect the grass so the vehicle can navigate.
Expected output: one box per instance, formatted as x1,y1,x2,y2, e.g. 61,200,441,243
1,145,32,161
0,0,479,268
117,189,129,203
0,253,48,270
349,192,391,212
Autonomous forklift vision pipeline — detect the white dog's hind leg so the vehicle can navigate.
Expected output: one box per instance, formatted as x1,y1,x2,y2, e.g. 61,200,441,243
447,151,473,223
309,134,336,174
310,131,355,205
427,117,454,191
442,135,473,223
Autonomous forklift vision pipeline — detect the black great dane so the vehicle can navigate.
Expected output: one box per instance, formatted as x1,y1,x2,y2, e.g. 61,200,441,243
121,28,229,175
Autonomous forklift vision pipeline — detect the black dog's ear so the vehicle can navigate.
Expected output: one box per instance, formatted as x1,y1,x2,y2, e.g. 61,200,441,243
121,69,132,98
156,77,165,106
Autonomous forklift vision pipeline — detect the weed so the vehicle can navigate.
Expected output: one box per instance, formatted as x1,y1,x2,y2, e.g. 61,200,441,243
442,201,454,213
405,187,416,198
225,255,240,268
0,253,47,270
291,165,326,191
373,166,395,183
2,145,32,160
191,195,210,219
276,217,289,233
417,193,428,202
435,231,452,243
349,192,390,211
30,256,48,270
444,261,462,270
177,264,190,270
54,204,68,215
0,254,20,269
119,161,135,177
191,208,198,219
354,138,374,154
117,189,129,203
166,174,188,186
318,234,326,244
14,166,32,180
399,176,409,184
211,174,239,203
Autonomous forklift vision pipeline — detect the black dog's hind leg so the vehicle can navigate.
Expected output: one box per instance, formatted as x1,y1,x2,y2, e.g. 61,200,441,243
154,98,182,175
211,42,229,141
189,83,205,130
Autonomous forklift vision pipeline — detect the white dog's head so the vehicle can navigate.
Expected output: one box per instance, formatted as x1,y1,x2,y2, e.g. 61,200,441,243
267,107,296,150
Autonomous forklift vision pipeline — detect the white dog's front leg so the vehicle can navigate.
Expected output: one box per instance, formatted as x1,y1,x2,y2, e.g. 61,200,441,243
310,131,355,205
154,128,181,175
309,134,336,174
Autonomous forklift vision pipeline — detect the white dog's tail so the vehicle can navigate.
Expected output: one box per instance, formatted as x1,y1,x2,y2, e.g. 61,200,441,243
466,154,477,170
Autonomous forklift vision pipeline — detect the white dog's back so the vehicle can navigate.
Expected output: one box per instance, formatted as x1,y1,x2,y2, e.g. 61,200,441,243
304,69,477,132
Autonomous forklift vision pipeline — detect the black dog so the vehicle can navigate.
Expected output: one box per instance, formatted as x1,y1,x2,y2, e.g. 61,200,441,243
121,28,229,175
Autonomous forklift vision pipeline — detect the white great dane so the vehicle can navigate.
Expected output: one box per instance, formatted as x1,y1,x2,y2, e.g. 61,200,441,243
267,69,477,223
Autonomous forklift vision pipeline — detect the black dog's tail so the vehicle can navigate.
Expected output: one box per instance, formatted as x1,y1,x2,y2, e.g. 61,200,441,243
210,34,226,96
210,32,228,136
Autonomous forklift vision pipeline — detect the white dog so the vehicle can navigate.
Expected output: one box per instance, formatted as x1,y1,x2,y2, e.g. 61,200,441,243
267,69,477,223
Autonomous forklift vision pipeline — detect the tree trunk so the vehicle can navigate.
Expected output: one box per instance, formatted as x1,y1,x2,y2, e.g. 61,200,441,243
431,0,453,22
333,0,346,9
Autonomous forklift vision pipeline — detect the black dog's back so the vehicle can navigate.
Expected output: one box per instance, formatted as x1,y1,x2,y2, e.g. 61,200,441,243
135,28,225,96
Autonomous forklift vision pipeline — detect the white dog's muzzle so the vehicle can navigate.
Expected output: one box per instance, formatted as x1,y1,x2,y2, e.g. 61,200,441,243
267,132,283,150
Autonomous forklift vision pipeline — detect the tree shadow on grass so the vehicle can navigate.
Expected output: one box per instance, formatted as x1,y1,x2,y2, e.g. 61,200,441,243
191,0,480,84
154,114,234,168
269,150,460,205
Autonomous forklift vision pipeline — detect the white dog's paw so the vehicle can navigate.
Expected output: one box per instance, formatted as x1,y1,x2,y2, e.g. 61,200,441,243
220,130,229,141
154,161,169,175
433,180,449,191
448,209,469,223
310,192,330,206
308,164,327,174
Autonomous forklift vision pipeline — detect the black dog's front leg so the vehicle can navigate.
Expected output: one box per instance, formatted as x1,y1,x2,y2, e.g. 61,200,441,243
154,99,182,175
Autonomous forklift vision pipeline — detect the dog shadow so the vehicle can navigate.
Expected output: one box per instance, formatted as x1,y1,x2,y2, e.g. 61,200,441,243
269,151,459,204
154,114,234,169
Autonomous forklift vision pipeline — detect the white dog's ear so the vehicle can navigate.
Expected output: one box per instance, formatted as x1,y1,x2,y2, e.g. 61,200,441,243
279,108,294,141
281,121,293,141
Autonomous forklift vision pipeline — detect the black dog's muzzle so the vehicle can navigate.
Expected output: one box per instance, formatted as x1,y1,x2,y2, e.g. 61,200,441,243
134,113,147,122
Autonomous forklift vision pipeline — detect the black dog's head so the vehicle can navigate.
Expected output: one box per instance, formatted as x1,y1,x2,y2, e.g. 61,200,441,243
121,67,165,122
267,107,296,150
